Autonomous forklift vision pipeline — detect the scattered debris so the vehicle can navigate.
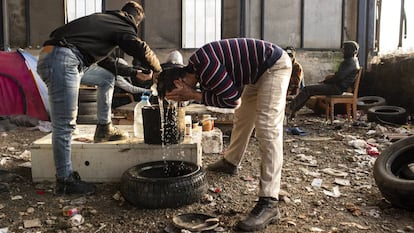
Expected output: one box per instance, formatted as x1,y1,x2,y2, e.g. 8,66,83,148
23,218,42,228
323,186,341,197
69,214,84,227
334,178,351,186
311,178,323,188
321,168,348,177
340,222,370,230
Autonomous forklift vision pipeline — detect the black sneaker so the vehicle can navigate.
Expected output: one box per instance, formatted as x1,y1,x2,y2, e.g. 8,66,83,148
236,197,280,231
56,171,96,195
207,158,238,175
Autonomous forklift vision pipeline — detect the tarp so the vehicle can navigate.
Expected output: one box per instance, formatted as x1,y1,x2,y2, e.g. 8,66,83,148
0,49,49,121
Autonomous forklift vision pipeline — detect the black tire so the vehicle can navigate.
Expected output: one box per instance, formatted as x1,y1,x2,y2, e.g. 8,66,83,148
373,136,414,210
357,96,386,112
78,88,98,124
120,160,208,209
76,115,97,124
78,88,97,102
367,106,407,125
78,102,97,115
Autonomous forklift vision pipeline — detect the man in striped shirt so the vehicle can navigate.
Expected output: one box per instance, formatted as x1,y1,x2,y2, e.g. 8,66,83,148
157,38,292,231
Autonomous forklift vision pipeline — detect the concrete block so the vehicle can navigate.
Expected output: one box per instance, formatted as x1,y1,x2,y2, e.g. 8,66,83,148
202,128,223,154
31,125,201,182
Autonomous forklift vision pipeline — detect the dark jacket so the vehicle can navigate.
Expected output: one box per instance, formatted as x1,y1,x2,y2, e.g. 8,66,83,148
323,57,360,92
44,10,161,72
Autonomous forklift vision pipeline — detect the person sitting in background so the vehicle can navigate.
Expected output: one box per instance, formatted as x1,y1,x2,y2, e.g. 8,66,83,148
286,41,360,119
285,46,304,99
112,50,185,107
82,52,152,109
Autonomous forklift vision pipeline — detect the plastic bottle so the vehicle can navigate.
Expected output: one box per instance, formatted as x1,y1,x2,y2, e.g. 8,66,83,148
185,115,192,136
134,95,151,138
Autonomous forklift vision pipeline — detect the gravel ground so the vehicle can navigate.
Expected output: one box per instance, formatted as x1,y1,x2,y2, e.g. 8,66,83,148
0,111,414,233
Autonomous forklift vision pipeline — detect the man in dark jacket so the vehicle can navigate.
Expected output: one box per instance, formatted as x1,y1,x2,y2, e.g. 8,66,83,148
287,41,360,119
37,1,161,195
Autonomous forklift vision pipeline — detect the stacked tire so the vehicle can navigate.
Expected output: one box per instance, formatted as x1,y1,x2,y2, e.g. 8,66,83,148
367,106,407,125
358,96,407,125
357,96,386,113
77,87,98,124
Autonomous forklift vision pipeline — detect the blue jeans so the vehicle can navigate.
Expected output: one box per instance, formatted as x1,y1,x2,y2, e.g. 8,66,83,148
37,46,114,178
81,64,115,123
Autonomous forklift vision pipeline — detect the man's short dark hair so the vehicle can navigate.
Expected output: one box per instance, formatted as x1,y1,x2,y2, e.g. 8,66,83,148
157,66,187,98
121,1,145,24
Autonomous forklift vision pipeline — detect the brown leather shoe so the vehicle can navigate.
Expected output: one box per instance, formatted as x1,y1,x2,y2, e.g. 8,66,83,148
94,123,128,143
207,158,238,175
236,197,280,231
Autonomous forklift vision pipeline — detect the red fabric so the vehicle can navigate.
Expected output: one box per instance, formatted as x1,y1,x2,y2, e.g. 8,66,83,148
0,51,49,121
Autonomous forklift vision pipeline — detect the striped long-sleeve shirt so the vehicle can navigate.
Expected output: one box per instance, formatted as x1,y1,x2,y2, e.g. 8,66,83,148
188,38,283,108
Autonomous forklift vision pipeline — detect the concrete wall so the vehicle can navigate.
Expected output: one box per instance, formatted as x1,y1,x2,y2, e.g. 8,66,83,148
362,55,414,113
263,0,301,48
4,0,353,83
221,0,240,38
7,0,26,47
142,0,181,48
29,0,65,48
5,0,414,113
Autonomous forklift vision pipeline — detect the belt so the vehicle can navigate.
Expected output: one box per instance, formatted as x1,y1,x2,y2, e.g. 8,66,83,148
40,45,85,72
40,45,55,54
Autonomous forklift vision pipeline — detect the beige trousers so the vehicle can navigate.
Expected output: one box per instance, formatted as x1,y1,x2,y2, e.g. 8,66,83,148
224,51,292,199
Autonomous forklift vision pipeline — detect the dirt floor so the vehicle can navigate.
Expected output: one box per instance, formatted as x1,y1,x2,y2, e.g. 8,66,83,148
1,109,414,233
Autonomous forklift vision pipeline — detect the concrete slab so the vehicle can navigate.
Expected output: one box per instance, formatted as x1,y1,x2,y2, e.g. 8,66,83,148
184,104,234,125
202,128,223,154
31,125,202,182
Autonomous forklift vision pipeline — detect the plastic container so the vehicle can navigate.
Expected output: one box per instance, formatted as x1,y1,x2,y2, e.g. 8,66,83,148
142,105,184,145
185,115,192,136
202,114,214,131
134,95,151,138
177,102,186,138
62,206,78,217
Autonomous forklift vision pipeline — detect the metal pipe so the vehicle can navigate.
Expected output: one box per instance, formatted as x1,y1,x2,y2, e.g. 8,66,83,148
357,0,368,70
375,0,381,52
220,0,223,39
341,0,344,45
260,0,264,40
101,0,106,12
2,0,9,50
25,0,30,47
398,0,406,47
240,0,246,37
300,0,304,48
0,0,3,50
